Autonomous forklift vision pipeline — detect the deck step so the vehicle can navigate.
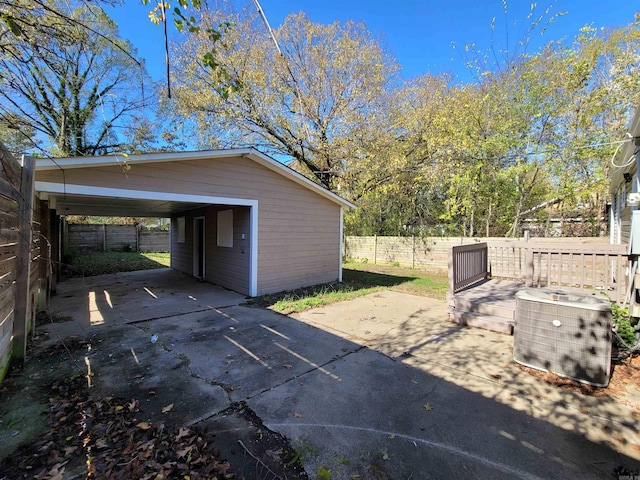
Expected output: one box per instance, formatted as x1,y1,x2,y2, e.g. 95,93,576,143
451,298,516,320
449,309,514,335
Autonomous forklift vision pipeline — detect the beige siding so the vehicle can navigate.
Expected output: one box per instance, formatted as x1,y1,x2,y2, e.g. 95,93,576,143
42,155,341,295
206,206,250,294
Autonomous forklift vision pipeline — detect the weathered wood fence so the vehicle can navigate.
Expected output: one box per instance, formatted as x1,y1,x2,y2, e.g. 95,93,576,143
344,235,611,270
448,241,629,303
64,223,169,253
0,144,49,381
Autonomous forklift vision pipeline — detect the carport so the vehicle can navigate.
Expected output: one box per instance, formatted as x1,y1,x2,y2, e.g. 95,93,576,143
34,149,355,297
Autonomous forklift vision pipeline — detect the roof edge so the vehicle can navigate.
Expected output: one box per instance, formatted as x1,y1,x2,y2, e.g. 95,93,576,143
36,148,356,210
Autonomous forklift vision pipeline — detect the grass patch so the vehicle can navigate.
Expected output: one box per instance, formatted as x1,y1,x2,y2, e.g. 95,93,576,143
63,252,170,277
251,262,448,314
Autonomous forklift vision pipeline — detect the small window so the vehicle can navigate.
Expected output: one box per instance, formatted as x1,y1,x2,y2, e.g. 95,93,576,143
176,216,185,243
217,209,233,247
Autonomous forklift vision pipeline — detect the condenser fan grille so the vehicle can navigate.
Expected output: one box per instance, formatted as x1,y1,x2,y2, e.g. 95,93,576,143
514,289,612,387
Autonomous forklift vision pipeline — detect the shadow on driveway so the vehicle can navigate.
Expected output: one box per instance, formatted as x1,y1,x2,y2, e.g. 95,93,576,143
26,269,640,479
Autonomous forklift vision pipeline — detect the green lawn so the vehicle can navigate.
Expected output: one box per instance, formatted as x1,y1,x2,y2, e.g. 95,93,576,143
63,252,170,277
250,261,448,314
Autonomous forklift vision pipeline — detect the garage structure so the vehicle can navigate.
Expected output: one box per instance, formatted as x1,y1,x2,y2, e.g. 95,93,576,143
35,149,355,296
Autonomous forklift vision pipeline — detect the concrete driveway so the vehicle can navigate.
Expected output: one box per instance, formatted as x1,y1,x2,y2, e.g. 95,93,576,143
42,269,640,479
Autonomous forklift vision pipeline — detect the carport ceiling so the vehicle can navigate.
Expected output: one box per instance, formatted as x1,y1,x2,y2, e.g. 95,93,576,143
44,192,211,217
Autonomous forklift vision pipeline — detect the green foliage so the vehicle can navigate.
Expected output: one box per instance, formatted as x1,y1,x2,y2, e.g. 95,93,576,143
63,252,170,277
171,9,398,189
250,263,447,314
0,3,151,157
610,302,638,351
317,466,332,480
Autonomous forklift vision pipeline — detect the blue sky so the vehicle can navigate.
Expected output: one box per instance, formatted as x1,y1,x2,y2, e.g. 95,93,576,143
109,0,638,83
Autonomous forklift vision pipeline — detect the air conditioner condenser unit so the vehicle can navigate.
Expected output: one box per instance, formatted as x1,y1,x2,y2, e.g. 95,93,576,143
514,289,612,387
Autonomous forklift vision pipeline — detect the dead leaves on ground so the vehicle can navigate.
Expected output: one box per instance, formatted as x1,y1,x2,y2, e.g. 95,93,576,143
0,376,233,479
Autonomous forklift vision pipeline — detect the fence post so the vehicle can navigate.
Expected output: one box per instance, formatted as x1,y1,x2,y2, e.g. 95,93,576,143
412,236,415,269
447,246,455,301
13,156,35,365
373,234,377,265
525,247,534,287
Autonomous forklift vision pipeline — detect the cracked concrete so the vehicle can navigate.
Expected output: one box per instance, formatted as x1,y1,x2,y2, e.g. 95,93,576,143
40,269,640,479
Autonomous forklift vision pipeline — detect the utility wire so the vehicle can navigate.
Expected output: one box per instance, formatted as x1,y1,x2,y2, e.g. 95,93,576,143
251,0,312,148
309,138,634,174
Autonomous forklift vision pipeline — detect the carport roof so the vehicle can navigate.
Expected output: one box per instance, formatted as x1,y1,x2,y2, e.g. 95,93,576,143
35,148,356,216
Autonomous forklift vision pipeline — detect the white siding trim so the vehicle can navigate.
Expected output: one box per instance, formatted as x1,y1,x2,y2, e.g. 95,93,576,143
338,207,343,283
250,205,258,296
37,181,259,297
35,181,258,207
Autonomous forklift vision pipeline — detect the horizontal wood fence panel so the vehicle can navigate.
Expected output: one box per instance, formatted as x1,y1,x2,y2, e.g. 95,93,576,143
0,145,22,379
139,231,169,252
66,225,169,253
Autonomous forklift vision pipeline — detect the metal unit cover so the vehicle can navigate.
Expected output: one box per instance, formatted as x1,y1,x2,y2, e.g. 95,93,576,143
514,288,612,387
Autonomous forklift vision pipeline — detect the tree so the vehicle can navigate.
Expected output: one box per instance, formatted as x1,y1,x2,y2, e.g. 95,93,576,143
171,10,399,189
0,2,152,156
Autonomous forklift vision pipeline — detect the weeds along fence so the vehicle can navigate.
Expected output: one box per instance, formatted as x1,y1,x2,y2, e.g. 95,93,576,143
344,235,613,271
63,223,169,254
0,144,49,381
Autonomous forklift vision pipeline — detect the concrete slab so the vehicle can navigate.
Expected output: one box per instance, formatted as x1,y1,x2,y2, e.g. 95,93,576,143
133,305,361,404
46,268,245,337
37,274,640,479
250,348,625,479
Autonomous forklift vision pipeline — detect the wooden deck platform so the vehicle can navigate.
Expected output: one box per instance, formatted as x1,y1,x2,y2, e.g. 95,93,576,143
448,279,523,335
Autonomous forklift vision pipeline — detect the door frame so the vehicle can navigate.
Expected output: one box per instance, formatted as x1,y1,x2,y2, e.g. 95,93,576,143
193,216,205,279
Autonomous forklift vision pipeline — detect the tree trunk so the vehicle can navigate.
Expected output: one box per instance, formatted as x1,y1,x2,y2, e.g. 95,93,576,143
486,199,492,237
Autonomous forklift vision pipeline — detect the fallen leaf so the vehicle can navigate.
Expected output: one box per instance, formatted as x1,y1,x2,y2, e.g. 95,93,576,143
162,403,174,414
63,446,78,456
283,364,293,369
424,404,432,411
388,434,396,439
293,412,303,418
265,448,282,460
136,422,152,430
115,405,124,412
176,427,190,440
176,445,194,458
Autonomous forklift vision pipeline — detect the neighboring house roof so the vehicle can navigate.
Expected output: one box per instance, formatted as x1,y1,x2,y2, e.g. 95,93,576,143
610,103,640,193
36,148,356,210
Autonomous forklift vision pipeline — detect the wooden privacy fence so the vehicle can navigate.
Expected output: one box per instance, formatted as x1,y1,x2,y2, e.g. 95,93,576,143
0,144,48,381
449,241,629,303
64,223,169,253
344,235,611,270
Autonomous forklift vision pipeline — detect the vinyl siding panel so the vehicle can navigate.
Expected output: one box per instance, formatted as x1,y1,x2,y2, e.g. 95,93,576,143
205,206,250,294
52,154,341,295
